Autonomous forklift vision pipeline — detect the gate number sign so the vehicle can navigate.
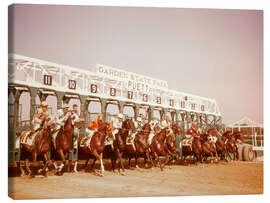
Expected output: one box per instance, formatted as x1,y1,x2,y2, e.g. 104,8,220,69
44,75,52,86
156,97,161,104
169,99,174,106
127,91,133,99
68,80,76,90
143,94,148,102
110,88,116,96
90,84,98,93
181,101,185,108
201,105,205,111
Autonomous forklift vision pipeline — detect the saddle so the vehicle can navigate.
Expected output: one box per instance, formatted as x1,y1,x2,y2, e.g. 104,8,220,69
20,131,39,146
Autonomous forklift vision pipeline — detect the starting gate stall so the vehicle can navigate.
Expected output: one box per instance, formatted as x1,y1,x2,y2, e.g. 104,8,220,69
8,54,222,164
227,117,263,161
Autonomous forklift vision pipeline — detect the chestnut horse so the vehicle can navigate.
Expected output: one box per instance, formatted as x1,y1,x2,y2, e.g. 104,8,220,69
149,127,174,171
19,116,56,177
78,122,109,177
52,112,83,175
207,128,227,161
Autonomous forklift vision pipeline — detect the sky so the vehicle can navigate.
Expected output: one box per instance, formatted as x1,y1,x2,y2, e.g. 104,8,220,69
8,4,263,125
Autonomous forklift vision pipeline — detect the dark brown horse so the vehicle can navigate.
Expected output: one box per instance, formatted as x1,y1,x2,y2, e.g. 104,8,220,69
181,131,204,164
19,116,56,177
53,113,83,175
78,122,109,176
149,127,173,171
119,119,154,169
207,128,226,161
200,134,219,163
163,123,182,166
133,122,154,168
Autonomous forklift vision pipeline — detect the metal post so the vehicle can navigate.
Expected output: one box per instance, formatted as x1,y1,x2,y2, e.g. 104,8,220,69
100,98,107,122
56,91,65,109
119,101,124,114
79,95,88,136
28,87,38,122
9,89,22,163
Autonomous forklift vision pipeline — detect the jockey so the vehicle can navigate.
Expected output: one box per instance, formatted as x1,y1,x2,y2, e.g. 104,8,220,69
185,123,199,139
30,101,50,137
85,118,97,139
110,113,124,139
127,116,143,143
52,103,71,149
148,120,158,145
161,115,171,129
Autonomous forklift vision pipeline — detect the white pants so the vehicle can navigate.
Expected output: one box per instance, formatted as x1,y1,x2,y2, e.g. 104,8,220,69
112,129,119,139
33,123,40,131
148,132,155,145
73,128,80,149
86,128,96,138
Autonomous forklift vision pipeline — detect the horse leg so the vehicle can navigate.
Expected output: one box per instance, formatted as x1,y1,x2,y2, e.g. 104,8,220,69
146,149,154,168
73,161,78,173
154,152,163,171
90,157,97,170
25,158,34,178
56,149,65,175
84,158,90,171
135,153,139,169
38,152,50,177
92,149,104,177
18,161,26,177
111,158,116,173
116,149,125,175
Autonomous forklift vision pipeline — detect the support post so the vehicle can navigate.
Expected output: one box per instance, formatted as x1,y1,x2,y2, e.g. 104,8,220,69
100,98,107,122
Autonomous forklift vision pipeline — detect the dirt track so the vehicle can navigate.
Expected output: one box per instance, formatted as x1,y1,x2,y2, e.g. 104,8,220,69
8,161,263,199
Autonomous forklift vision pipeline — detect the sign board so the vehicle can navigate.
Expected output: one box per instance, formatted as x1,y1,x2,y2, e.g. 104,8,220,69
8,54,221,116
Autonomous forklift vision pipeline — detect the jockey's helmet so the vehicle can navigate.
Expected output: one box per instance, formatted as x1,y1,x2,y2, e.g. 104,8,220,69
41,101,48,107
165,115,170,121
191,123,196,128
137,117,142,122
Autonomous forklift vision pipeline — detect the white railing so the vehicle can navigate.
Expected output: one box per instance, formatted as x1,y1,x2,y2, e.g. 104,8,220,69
8,53,222,116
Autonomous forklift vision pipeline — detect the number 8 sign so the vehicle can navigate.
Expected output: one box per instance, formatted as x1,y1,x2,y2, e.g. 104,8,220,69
110,88,116,96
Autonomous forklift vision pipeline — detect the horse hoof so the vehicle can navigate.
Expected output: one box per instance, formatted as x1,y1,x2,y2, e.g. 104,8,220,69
120,171,126,176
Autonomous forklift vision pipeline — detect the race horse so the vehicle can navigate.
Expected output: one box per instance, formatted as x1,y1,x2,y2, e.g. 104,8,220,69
181,130,204,164
207,128,227,161
163,123,182,166
52,112,83,175
200,133,219,163
121,119,154,170
78,122,110,177
149,126,175,171
18,116,56,177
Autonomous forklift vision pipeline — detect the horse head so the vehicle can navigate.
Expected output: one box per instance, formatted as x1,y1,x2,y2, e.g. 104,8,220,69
165,132,177,153
172,123,183,135
142,123,151,134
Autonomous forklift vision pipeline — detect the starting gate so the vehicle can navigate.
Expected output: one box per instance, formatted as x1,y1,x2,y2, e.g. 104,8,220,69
8,53,222,163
